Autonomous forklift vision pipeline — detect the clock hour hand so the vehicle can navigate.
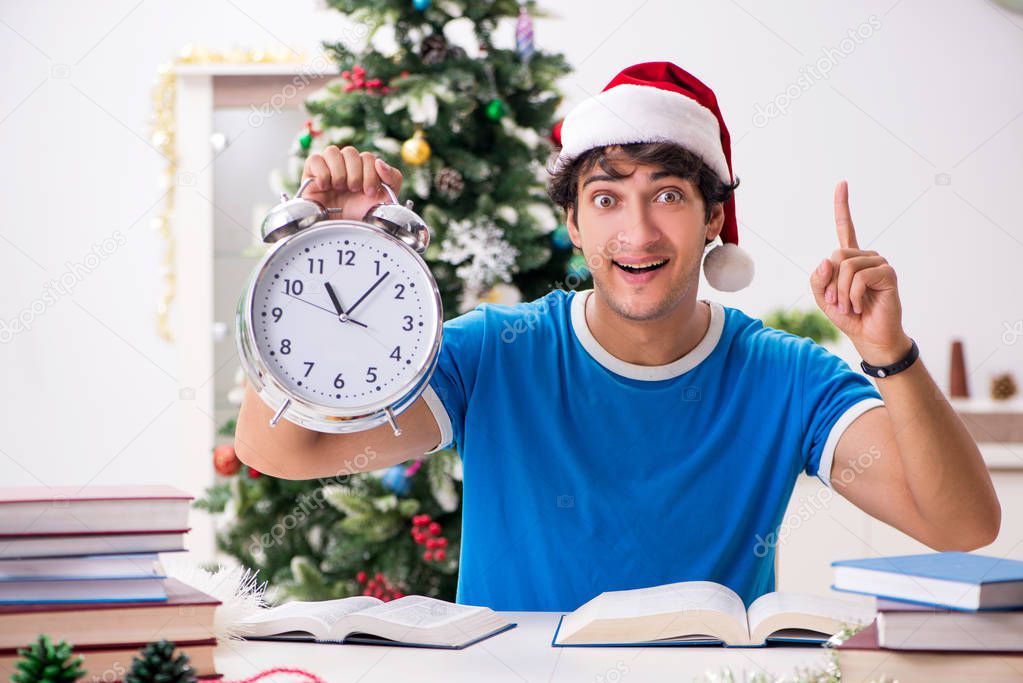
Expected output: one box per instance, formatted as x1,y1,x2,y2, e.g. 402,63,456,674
324,281,347,316
344,271,390,318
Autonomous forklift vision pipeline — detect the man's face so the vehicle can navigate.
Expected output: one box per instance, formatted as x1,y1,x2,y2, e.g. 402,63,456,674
566,157,724,322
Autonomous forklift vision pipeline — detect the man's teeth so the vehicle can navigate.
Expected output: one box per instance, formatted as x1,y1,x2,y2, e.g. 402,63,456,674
615,259,668,272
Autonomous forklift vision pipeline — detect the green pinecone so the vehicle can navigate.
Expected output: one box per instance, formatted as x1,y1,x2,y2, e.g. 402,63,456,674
125,640,197,683
12,635,85,683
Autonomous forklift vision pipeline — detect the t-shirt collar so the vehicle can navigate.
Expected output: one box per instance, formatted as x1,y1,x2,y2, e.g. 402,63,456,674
569,288,724,381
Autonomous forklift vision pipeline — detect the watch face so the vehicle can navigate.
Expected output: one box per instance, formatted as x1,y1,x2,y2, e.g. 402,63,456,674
248,222,440,413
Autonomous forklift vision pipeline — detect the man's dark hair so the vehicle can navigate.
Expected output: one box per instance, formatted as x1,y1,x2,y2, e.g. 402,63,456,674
546,141,739,237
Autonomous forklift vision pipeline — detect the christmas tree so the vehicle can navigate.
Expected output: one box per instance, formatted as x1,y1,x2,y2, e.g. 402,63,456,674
279,0,582,313
199,0,575,602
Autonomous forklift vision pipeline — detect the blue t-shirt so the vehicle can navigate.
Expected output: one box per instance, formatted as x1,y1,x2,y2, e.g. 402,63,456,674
420,288,883,612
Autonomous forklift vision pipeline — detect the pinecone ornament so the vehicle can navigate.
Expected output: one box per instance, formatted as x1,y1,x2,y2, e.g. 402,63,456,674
126,640,197,683
12,636,85,683
420,35,449,65
435,167,465,200
991,372,1018,401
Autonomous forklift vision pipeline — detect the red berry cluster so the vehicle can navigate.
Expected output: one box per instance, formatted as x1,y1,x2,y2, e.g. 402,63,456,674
355,571,404,601
341,65,391,94
410,514,448,562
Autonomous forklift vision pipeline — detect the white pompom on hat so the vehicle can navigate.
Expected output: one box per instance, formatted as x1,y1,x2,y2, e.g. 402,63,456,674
555,61,754,292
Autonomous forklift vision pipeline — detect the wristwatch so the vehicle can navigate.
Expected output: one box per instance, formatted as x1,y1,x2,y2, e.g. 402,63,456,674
860,338,919,378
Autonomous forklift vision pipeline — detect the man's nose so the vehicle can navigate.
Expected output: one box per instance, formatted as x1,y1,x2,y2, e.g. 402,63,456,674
619,202,662,248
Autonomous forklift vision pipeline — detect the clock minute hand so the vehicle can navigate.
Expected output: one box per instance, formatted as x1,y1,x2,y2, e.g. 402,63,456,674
345,271,390,318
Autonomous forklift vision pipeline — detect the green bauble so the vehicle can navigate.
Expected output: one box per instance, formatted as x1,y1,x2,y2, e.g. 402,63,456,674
125,640,197,683
485,98,507,120
299,132,313,151
12,635,85,683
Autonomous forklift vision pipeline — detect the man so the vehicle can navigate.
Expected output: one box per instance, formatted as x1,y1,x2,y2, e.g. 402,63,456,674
236,61,1000,613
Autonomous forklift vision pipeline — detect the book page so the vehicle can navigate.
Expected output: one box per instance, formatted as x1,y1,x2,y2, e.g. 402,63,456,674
747,592,874,642
242,596,382,632
357,595,485,628
586,581,748,627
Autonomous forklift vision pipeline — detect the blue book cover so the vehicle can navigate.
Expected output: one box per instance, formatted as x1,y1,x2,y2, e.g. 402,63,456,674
832,552,1023,585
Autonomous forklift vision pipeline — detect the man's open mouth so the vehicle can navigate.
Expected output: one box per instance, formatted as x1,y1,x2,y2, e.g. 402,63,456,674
613,259,669,273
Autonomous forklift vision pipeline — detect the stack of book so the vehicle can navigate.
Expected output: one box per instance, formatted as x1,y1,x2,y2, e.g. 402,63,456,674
832,551,1023,683
0,486,221,679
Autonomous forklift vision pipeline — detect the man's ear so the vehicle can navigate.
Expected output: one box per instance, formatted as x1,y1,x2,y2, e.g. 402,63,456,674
705,203,725,243
566,206,582,249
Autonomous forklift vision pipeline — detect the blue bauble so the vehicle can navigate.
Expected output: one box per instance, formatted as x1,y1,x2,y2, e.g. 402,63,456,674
381,465,411,495
413,0,430,10
551,223,573,250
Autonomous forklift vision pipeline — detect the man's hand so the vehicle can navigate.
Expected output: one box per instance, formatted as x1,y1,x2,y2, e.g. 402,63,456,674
810,181,913,366
302,145,404,221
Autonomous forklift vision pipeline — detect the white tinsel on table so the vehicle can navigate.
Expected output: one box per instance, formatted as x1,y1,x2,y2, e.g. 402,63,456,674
437,218,519,298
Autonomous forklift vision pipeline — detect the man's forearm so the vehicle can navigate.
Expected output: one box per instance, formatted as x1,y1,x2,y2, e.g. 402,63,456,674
870,346,1001,547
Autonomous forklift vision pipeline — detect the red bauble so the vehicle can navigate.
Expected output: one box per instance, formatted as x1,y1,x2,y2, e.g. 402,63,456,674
247,467,262,479
423,551,433,561
428,522,441,535
213,444,240,476
435,549,446,561
356,571,367,584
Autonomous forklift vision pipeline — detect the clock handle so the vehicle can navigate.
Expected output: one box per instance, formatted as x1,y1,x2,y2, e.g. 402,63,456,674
291,176,316,201
320,182,402,219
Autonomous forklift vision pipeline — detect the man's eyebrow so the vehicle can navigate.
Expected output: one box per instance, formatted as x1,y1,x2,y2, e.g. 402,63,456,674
581,174,617,188
580,171,682,189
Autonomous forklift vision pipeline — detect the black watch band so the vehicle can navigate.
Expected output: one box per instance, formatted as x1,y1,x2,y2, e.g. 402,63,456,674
860,339,918,378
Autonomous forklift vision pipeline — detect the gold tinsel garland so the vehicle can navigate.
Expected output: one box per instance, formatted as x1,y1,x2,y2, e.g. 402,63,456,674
148,45,309,342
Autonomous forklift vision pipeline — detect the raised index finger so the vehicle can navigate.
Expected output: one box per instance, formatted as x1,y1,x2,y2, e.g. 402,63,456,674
834,180,860,250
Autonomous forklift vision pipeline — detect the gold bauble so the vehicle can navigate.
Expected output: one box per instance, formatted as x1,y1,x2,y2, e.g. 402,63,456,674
401,129,431,166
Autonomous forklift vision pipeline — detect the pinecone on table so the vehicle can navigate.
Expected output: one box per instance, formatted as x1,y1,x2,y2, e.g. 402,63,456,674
991,372,1018,401
12,635,85,683
435,167,465,199
125,640,197,683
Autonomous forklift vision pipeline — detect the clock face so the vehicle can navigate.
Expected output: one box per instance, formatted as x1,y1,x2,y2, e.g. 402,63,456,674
249,222,440,413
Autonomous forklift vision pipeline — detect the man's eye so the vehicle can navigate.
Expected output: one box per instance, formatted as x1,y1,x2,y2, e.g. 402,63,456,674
592,194,616,209
658,190,682,203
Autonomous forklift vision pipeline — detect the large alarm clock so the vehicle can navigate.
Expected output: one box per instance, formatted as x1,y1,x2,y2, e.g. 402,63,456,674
237,178,443,436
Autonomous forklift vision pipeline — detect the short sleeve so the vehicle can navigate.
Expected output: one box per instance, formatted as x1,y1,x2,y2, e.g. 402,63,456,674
421,306,487,454
799,340,884,487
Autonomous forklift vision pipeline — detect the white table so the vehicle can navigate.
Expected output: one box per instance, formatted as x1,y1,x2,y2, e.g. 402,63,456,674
215,611,833,682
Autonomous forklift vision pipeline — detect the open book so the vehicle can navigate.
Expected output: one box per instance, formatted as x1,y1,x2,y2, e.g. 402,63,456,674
240,594,515,649
552,581,875,647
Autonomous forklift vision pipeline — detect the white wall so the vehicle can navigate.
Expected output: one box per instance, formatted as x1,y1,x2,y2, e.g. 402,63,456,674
2,0,1021,519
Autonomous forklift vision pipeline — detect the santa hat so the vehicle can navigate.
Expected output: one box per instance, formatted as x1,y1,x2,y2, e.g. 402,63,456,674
556,61,754,292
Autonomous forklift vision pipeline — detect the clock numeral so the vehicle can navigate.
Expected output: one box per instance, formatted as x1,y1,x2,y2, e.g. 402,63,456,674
365,367,378,383
280,339,292,355
284,279,303,295
334,373,345,389
394,283,405,300
307,258,324,274
402,315,413,331
338,249,356,266
271,307,283,322
374,259,381,276
390,346,402,362
303,361,315,377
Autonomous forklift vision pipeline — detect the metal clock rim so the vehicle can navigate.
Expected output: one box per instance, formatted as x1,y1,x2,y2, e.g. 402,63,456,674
238,220,444,432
